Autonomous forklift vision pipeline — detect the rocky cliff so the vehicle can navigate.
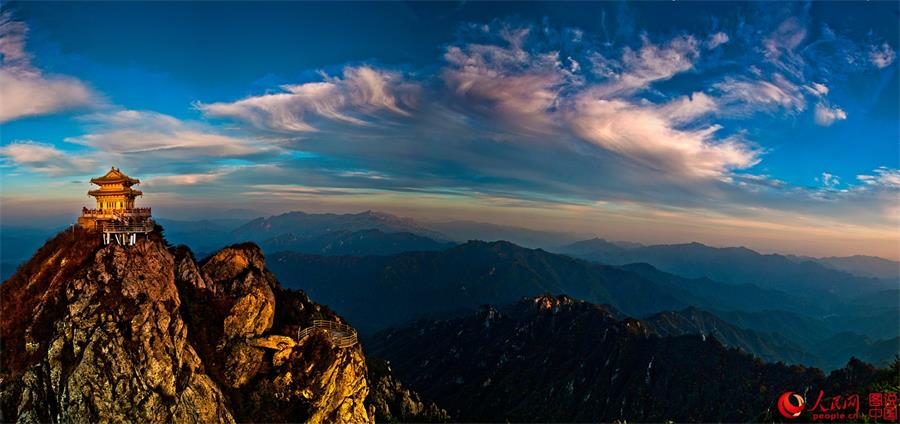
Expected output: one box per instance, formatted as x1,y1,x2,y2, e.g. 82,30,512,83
0,227,372,423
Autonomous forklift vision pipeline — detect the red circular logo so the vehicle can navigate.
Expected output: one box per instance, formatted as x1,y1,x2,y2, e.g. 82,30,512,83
778,391,806,419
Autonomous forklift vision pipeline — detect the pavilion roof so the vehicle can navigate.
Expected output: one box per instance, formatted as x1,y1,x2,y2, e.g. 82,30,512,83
90,167,140,185
88,188,143,197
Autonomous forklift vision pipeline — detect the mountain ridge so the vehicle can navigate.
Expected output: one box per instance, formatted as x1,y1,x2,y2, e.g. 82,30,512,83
367,294,895,422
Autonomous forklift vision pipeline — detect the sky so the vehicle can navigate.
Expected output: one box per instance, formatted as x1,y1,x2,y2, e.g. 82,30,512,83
0,1,898,259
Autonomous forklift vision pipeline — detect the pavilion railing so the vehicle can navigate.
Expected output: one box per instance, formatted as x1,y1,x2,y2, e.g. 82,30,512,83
100,221,155,233
82,207,151,218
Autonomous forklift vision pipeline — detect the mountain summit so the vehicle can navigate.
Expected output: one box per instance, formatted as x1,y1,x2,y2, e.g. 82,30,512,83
0,227,373,423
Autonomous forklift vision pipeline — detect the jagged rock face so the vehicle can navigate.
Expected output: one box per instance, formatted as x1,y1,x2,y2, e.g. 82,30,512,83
177,243,372,423
2,233,232,423
1,232,372,423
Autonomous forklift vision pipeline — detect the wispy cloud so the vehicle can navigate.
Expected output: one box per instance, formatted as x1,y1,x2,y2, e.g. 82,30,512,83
869,42,896,69
196,66,419,132
0,13,98,123
813,103,847,126
63,110,282,174
567,96,758,179
441,23,574,132
588,34,700,97
705,32,730,50
0,141,97,176
713,74,806,115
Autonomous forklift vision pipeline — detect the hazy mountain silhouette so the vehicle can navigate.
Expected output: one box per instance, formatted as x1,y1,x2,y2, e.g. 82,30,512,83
267,240,814,334
557,240,895,302
792,255,900,280
233,210,447,243
262,229,455,256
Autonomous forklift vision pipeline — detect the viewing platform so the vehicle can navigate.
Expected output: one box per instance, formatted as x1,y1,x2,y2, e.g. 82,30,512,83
297,320,359,348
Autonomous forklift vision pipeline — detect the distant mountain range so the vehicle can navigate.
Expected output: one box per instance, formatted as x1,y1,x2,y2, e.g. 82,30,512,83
366,294,895,422
234,210,448,243
268,240,814,333
555,238,896,301
801,255,900,280
267,239,897,370
425,220,583,248
5,210,894,282
261,229,455,256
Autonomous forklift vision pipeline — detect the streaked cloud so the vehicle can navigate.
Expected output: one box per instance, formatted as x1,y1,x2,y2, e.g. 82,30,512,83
0,141,96,176
588,34,700,97
657,92,717,123
567,97,758,179
70,110,275,158
0,13,97,123
196,66,419,132
441,23,574,132
714,74,806,115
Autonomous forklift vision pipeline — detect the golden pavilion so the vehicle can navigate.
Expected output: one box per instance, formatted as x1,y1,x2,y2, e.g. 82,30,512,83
78,167,154,245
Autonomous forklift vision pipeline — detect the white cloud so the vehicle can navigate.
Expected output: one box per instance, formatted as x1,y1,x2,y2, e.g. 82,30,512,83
68,110,277,159
0,141,97,176
0,13,97,123
439,25,755,181
196,66,418,132
566,96,759,179
814,103,847,126
441,26,572,131
808,82,829,96
706,32,730,50
590,34,700,97
820,172,840,188
869,43,896,69
714,74,806,114
658,91,717,123
2,110,282,178
857,167,900,188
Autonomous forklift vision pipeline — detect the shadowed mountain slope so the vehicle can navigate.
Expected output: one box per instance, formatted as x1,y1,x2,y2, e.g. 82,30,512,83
367,294,890,422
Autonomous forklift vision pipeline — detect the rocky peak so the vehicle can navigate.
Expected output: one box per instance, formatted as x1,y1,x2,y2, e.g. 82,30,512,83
531,293,575,311
200,242,267,284
1,229,372,423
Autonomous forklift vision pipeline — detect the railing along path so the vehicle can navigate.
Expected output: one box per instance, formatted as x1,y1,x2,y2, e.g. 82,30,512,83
296,320,358,348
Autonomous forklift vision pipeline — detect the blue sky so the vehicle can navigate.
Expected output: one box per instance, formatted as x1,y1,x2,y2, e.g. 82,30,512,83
1,1,898,258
